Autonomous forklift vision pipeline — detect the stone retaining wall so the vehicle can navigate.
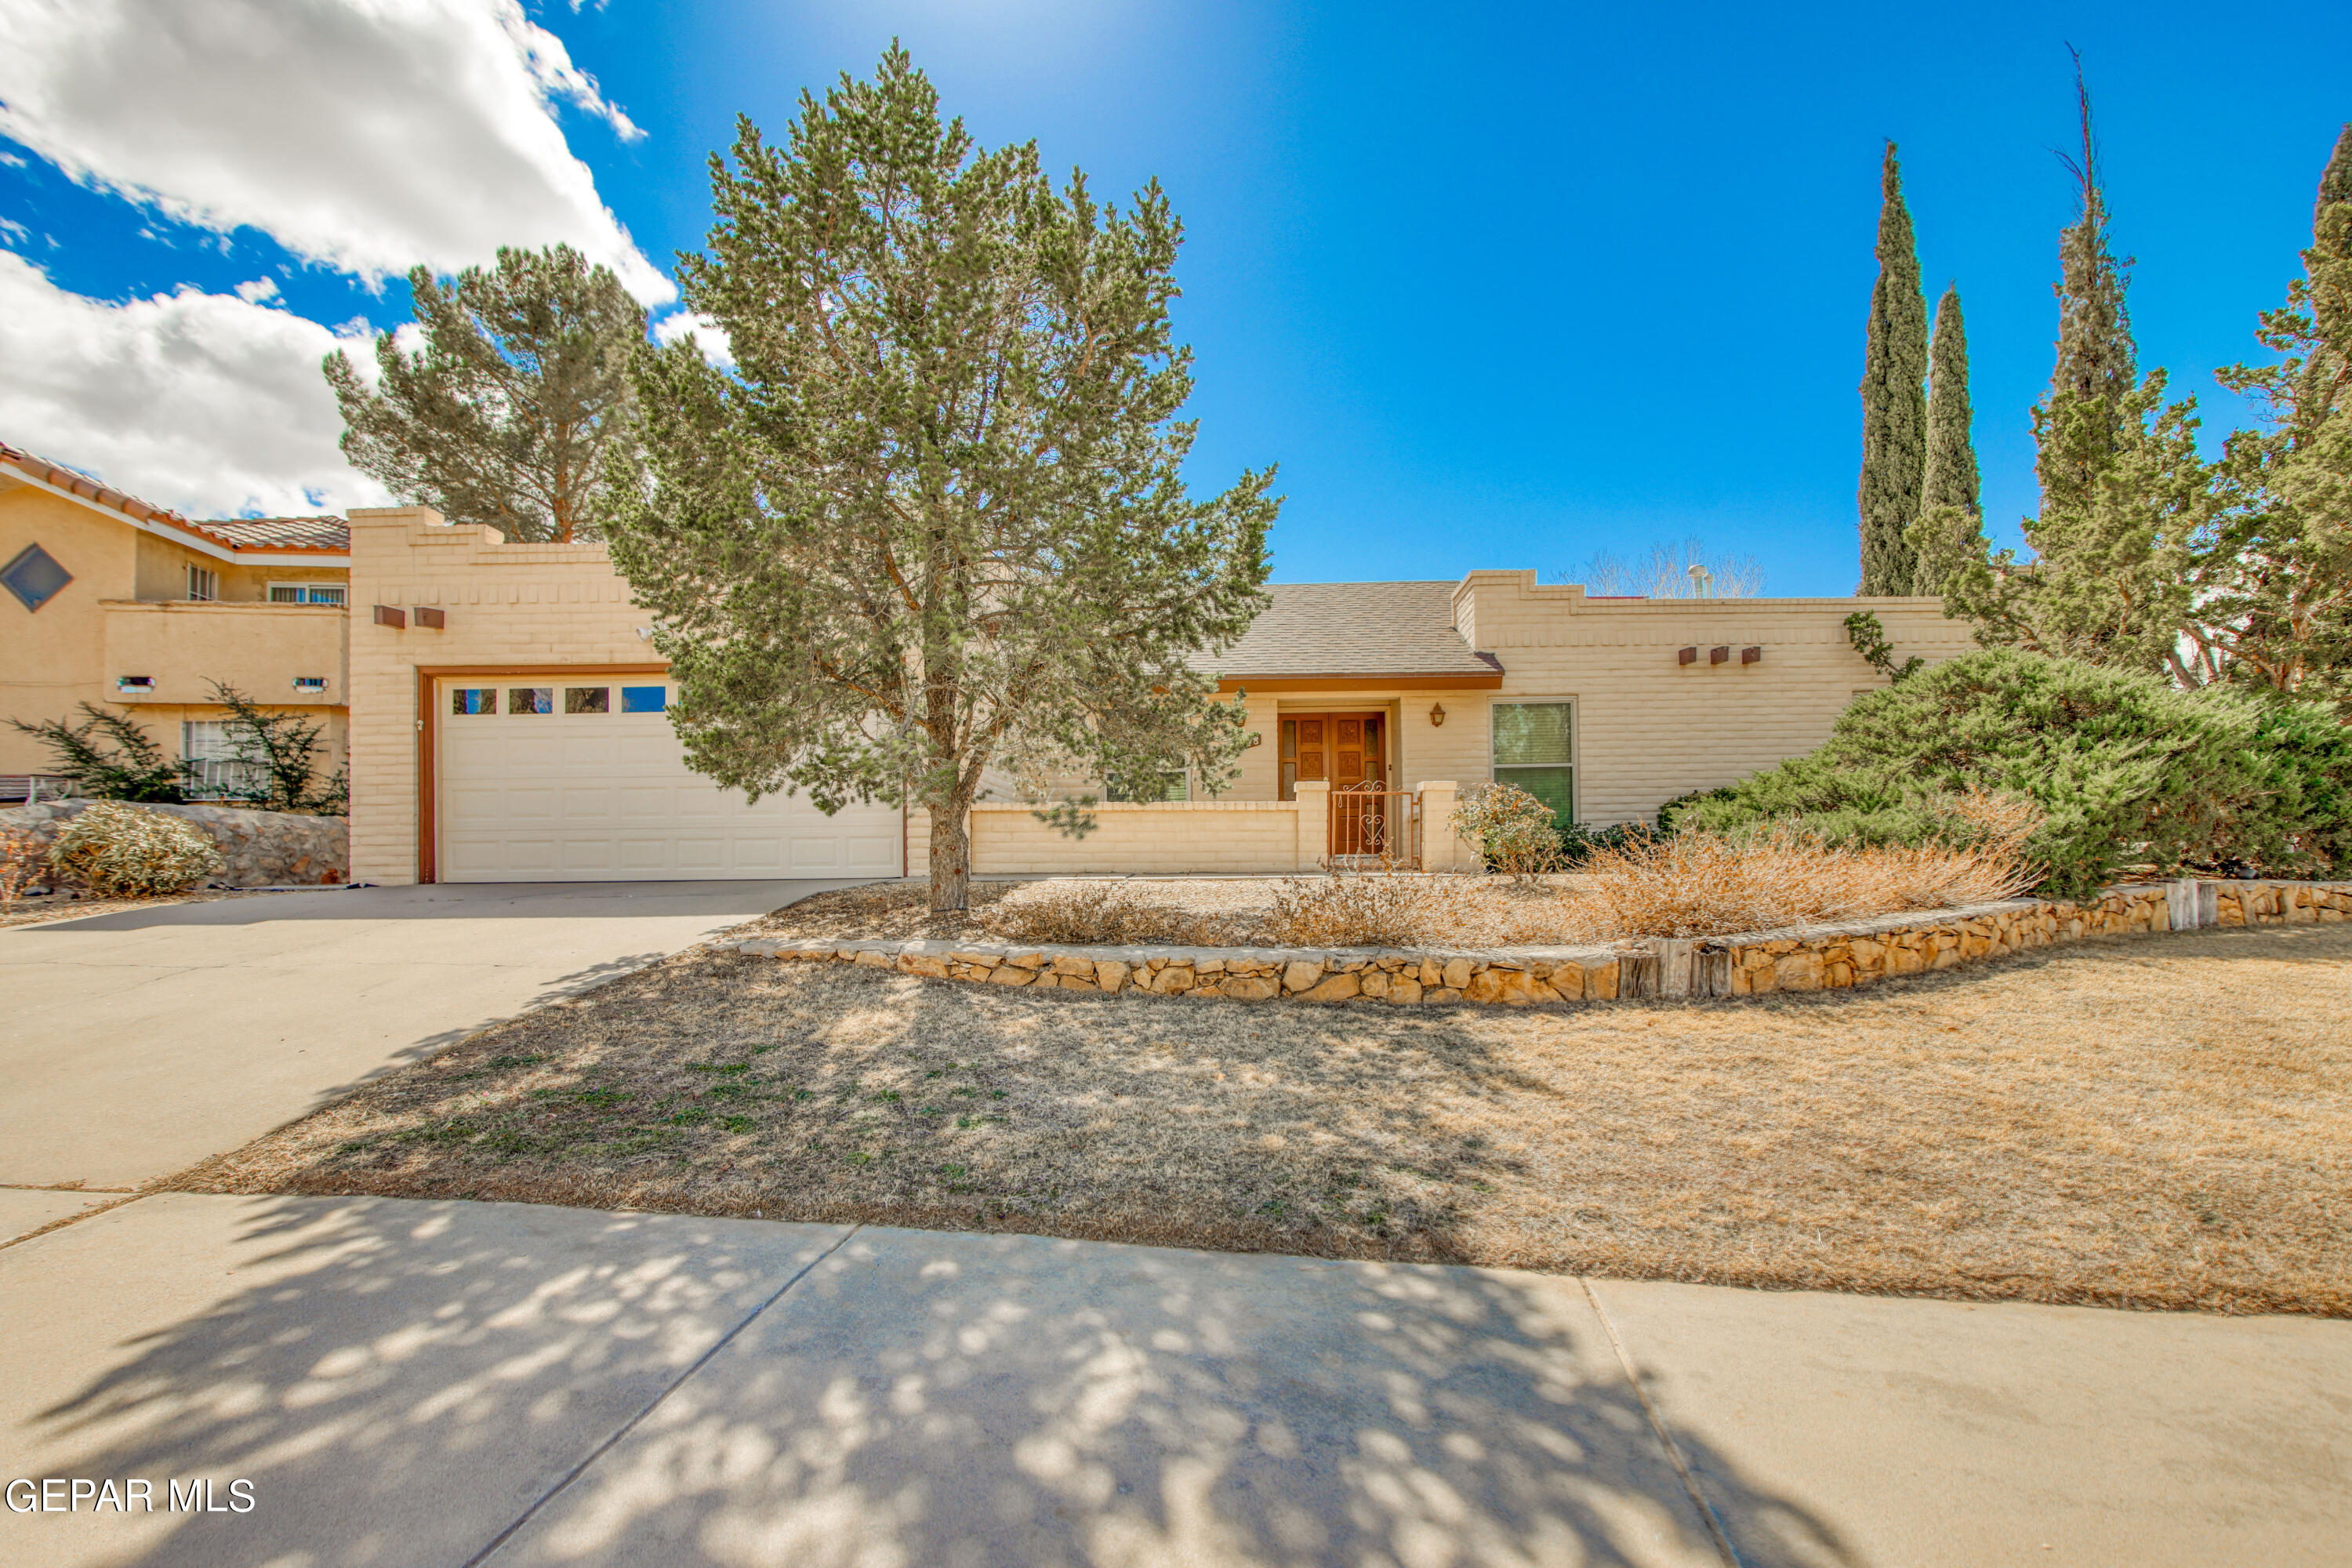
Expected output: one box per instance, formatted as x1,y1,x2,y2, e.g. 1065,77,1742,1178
740,878,2352,1006
0,801,349,887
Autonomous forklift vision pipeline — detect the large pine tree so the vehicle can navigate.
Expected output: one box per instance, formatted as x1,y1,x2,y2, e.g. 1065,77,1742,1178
1911,285,1981,593
604,49,1276,911
324,245,646,543
1857,142,1930,593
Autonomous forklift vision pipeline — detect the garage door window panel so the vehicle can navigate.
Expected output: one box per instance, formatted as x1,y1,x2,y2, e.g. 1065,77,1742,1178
565,686,609,714
620,686,667,713
507,688,553,715
452,688,496,715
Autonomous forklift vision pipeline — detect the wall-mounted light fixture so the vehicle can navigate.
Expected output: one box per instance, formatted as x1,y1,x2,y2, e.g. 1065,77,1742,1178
1678,646,1698,666
1429,702,1446,727
1742,645,1762,665
372,604,406,629
1246,731,1263,748
1710,644,1730,665
414,606,446,630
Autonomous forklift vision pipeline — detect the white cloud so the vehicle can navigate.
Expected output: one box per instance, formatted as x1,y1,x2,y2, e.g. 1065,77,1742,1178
234,277,280,304
0,252,392,517
652,309,735,368
0,0,673,303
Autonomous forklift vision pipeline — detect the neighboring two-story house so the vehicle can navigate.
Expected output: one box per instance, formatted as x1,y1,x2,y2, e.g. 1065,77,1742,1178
0,444,350,801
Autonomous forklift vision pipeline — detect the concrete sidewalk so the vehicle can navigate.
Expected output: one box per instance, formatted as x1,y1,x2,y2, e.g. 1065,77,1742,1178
3,1193,2346,1568
0,880,862,1190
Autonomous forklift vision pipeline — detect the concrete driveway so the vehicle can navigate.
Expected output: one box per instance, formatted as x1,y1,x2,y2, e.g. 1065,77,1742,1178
3,1196,2348,1568
0,880,866,1191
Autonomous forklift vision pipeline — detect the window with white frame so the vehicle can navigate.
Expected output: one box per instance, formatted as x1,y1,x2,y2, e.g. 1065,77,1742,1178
186,564,217,601
269,583,346,605
1491,701,1574,827
183,720,262,799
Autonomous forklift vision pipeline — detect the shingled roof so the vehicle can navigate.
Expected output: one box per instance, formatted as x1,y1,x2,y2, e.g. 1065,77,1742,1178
0,441,350,556
1199,581,1501,681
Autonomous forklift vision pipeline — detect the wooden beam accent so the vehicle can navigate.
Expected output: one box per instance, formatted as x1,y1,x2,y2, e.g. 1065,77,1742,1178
1215,672,1502,693
412,662,668,885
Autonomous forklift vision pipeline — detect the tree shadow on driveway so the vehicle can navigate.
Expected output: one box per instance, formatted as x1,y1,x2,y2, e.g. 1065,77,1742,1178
6,1194,1853,1567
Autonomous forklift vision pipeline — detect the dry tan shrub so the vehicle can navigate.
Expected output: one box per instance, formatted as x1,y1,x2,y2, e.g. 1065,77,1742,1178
985,881,1244,946
48,802,223,897
1254,860,1521,948
1581,814,2040,938
1945,786,2046,866
0,828,47,903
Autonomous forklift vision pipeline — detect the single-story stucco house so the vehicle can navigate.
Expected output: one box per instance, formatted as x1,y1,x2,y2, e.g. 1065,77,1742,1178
340,504,1976,884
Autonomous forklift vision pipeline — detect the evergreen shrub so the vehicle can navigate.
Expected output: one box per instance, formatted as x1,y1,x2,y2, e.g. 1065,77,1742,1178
48,803,223,898
1671,650,2346,898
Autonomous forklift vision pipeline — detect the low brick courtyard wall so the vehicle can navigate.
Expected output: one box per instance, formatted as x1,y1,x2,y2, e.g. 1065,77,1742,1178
741,878,2351,1006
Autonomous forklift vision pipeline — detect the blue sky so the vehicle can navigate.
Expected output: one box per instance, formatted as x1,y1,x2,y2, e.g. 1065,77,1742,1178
2,0,2347,594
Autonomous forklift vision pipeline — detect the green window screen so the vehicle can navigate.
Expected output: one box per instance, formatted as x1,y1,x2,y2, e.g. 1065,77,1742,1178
1493,702,1573,826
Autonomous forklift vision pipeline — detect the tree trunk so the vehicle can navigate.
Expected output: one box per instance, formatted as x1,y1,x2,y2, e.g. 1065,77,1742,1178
927,798,972,913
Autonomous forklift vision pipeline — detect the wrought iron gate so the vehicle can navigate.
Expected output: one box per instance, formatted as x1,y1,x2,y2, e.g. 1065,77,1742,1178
1329,783,1421,867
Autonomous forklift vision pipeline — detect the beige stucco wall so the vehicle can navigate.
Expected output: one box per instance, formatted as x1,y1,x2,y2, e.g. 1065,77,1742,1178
102,601,347,710
1450,571,1975,824
967,791,1326,877
2,485,135,772
2,482,351,777
345,505,660,884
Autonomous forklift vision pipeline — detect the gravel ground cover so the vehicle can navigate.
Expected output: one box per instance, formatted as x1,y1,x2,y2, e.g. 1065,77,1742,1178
172,919,2352,1317
0,887,274,931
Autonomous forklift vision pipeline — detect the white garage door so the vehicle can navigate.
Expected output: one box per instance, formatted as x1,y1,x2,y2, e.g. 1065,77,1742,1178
437,677,902,882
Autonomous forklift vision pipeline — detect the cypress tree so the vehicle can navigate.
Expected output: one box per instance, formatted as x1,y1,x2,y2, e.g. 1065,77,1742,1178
2034,53,2136,516
1857,141,1930,593
1911,285,1981,593
2205,122,2352,710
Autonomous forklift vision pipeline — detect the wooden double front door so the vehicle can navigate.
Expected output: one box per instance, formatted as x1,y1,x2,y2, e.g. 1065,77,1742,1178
1279,711,1386,799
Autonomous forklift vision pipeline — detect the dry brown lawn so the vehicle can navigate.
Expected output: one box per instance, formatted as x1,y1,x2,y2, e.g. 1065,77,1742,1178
172,920,2352,1317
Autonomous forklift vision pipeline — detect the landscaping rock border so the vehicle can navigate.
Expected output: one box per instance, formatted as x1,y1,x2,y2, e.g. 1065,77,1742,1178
0,800,348,888
739,879,2352,1006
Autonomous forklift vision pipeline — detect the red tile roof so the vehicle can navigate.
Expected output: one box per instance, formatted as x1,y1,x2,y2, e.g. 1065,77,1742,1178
0,441,350,555
201,515,352,551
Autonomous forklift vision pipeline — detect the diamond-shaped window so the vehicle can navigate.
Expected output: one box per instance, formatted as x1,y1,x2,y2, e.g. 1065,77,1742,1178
2,543,73,613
